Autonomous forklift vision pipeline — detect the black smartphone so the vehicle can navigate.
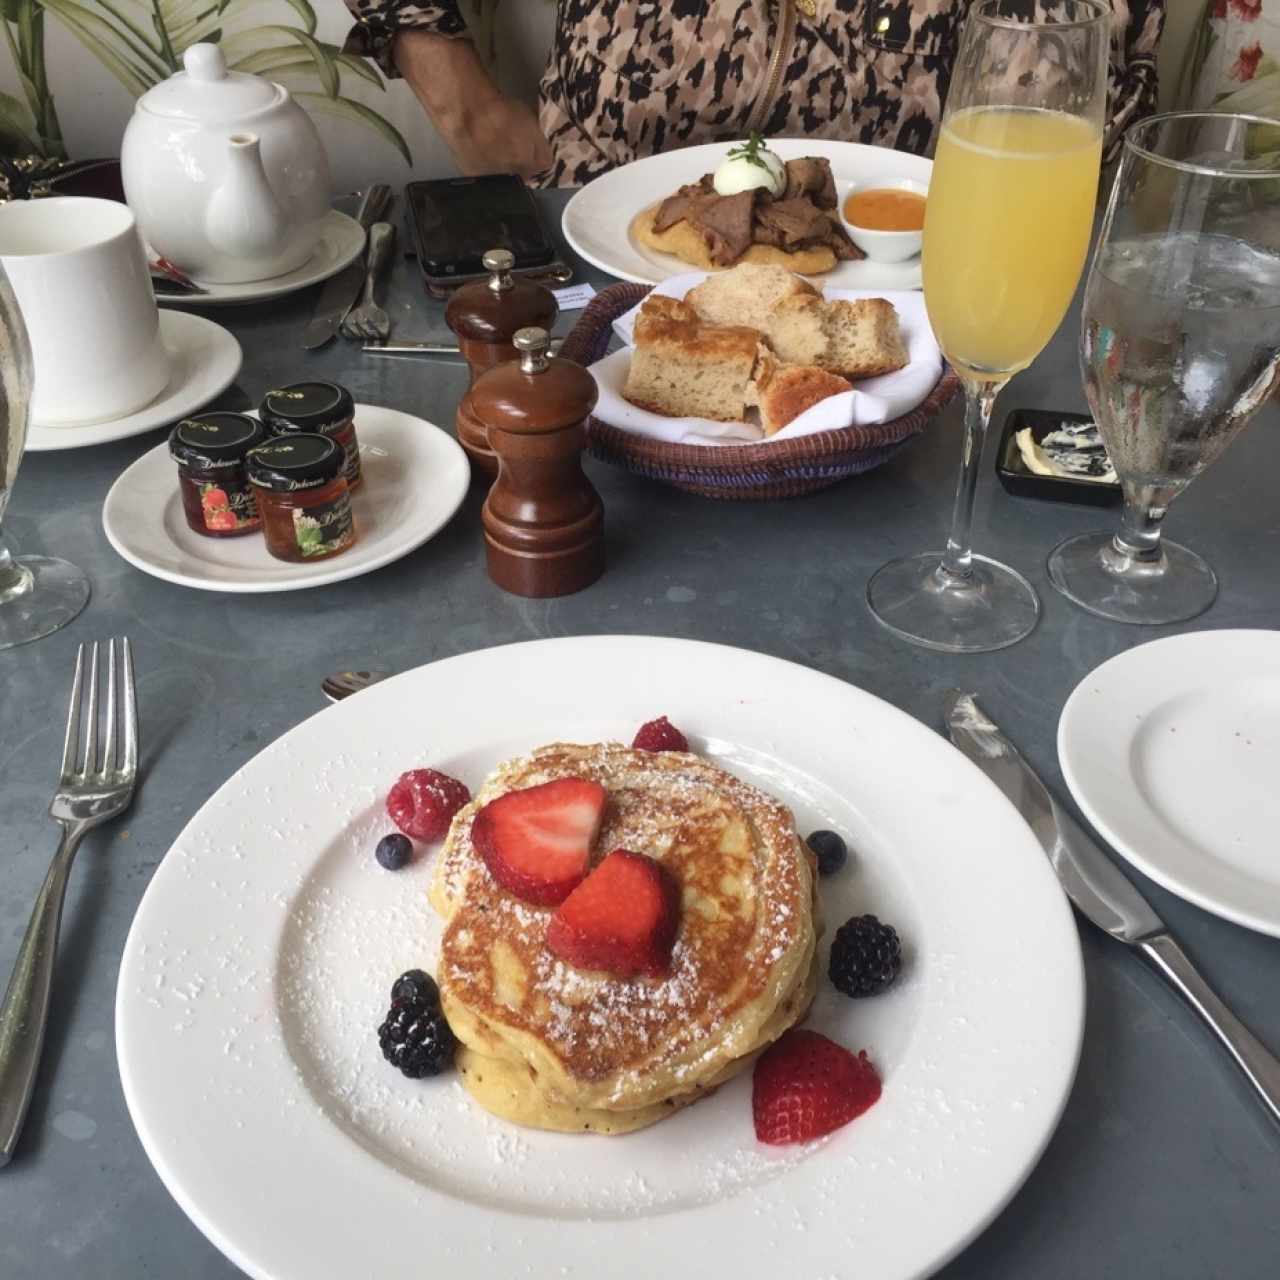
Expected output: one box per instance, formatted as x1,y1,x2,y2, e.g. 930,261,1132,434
405,174,555,283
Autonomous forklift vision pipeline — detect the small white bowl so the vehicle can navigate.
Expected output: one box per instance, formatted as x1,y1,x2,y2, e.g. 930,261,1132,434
841,176,928,264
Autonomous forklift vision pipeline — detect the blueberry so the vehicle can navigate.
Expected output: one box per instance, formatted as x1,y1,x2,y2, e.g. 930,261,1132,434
375,832,412,871
391,968,439,1006
807,829,848,876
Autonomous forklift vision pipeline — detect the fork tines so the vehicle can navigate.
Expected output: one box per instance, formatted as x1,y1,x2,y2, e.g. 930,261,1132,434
61,638,138,785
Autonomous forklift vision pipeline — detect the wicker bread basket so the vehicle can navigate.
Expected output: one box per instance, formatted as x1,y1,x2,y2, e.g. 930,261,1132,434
558,282,961,501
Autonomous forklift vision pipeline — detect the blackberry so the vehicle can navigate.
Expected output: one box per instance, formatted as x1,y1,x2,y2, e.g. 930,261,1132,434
829,915,902,998
806,830,848,876
391,968,439,1007
378,997,455,1078
375,833,413,871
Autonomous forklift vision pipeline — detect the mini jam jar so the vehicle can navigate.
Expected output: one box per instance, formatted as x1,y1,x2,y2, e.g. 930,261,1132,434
168,412,269,538
258,381,361,491
246,434,357,563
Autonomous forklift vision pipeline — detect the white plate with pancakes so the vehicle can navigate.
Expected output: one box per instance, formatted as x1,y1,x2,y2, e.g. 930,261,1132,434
116,636,1083,1280
562,139,931,290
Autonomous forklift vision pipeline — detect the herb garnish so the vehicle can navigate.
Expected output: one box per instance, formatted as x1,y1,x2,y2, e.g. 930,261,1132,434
726,131,774,172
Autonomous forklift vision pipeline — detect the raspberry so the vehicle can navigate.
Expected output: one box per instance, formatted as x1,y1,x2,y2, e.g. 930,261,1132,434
386,769,470,841
632,716,689,753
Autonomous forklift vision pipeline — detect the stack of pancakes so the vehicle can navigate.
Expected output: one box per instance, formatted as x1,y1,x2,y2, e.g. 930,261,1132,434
430,742,819,1135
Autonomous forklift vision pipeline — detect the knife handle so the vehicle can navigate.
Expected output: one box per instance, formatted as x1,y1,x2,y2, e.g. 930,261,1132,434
1139,933,1280,1128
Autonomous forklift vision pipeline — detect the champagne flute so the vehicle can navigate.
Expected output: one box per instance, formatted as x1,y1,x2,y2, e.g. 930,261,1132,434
867,0,1109,653
0,264,89,649
1049,111,1280,624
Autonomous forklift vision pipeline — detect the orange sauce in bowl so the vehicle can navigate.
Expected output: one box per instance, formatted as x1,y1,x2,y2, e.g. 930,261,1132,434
843,188,927,231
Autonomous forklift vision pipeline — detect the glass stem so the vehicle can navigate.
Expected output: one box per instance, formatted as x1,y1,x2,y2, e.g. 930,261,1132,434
940,379,1001,580
0,526,33,604
1113,482,1174,562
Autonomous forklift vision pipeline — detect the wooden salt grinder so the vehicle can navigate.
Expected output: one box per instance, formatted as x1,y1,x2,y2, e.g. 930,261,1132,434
444,248,558,479
474,327,604,598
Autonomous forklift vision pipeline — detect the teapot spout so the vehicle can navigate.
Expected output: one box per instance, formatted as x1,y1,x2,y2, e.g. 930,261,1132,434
204,132,291,270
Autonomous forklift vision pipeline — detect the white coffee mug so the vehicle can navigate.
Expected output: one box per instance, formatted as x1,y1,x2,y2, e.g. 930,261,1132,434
0,197,168,426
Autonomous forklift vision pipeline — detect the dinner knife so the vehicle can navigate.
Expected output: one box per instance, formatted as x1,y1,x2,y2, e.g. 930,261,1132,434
302,183,392,350
943,689,1280,1129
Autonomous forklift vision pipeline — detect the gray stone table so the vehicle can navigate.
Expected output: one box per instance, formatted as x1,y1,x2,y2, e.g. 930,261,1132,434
1,189,1277,1278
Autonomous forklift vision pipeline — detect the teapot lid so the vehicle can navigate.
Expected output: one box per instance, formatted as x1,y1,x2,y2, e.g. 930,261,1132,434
138,43,282,123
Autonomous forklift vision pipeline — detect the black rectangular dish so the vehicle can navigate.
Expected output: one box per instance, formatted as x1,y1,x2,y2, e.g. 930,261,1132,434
995,408,1122,508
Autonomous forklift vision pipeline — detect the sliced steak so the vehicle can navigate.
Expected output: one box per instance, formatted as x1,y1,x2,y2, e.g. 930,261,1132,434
783,157,838,209
690,190,757,265
754,196,832,247
653,175,716,232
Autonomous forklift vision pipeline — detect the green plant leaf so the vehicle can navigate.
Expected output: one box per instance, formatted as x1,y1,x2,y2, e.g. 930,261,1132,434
0,0,24,25
294,91,411,165
39,0,155,95
335,51,383,92
253,24,336,95
0,89,37,151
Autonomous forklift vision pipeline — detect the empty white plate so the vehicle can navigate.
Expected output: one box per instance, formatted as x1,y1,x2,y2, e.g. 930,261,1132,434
157,210,365,306
1059,630,1280,936
102,404,470,593
26,310,242,451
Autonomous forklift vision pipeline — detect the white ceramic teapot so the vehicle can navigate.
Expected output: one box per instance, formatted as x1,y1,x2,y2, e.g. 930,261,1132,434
121,43,331,285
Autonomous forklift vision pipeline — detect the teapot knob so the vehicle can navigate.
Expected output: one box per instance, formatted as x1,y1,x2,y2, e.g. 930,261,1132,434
184,43,227,83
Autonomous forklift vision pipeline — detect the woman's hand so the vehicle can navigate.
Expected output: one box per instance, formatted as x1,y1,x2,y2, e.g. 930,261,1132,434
394,30,553,179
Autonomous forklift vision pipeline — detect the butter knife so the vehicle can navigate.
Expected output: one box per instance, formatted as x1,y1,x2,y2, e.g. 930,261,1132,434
302,184,392,350
943,689,1280,1128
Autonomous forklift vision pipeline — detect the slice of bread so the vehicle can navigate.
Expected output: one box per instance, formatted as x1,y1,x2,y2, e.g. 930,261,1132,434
685,264,820,332
632,204,838,276
765,295,909,379
623,297,762,422
748,356,852,436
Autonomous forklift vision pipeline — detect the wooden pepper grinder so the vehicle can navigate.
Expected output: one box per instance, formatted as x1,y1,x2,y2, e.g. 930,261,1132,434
474,327,604,597
445,249,558,479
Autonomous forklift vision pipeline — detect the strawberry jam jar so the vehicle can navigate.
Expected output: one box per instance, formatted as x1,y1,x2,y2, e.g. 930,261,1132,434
246,434,356,563
168,412,268,538
259,380,361,491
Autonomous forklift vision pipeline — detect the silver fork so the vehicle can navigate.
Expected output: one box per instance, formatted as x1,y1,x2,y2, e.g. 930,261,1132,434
340,221,394,344
0,639,138,1167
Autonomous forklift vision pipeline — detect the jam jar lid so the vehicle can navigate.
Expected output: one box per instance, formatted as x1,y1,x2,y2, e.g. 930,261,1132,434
169,412,268,471
259,381,355,436
247,433,345,492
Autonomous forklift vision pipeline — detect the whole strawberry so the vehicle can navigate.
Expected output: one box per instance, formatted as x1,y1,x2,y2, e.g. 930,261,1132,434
632,716,689,753
752,1028,881,1146
386,768,471,841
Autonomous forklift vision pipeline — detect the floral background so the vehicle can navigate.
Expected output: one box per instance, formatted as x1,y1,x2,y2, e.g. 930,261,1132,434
0,0,552,189
1182,0,1280,124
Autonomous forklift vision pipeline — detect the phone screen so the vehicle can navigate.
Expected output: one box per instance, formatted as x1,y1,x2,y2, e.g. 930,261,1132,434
407,175,554,278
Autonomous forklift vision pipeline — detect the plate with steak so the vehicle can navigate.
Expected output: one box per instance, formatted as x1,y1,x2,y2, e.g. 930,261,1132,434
563,137,931,290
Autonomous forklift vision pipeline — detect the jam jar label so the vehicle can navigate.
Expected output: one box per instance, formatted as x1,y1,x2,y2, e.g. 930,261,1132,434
292,492,355,557
201,481,258,532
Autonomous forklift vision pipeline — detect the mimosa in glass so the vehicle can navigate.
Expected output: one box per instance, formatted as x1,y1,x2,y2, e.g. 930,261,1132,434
866,0,1109,654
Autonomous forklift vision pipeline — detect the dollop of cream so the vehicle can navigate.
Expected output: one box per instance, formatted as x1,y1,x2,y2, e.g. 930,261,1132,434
713,146,786,197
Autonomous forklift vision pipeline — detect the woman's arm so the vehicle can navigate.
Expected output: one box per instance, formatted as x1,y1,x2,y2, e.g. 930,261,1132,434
341,0,551,178
392,30,552,178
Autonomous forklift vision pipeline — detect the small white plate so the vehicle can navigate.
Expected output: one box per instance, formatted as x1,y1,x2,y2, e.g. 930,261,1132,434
562,139,930,289
102,404,469,593
116,636,1083,1280
157,210,364,307
1059,630,1280,936
26,310,241,452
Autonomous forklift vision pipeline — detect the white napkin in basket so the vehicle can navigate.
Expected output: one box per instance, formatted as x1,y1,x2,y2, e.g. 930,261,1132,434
590,270,941,448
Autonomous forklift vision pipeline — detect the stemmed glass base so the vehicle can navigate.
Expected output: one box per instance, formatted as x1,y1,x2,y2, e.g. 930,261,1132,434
867,552,1041,654
1047,531,1217,625
0,555,90,650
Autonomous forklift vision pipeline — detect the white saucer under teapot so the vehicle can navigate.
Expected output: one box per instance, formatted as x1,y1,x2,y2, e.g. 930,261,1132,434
121,43,331,286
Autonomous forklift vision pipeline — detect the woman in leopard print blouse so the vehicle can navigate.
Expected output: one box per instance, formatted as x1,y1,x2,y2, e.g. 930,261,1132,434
342,0,1165,187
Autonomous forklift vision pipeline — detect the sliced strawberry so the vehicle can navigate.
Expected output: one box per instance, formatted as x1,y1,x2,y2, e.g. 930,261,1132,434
471,777,607,906
752,1028,881,1146
546,849,680,978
